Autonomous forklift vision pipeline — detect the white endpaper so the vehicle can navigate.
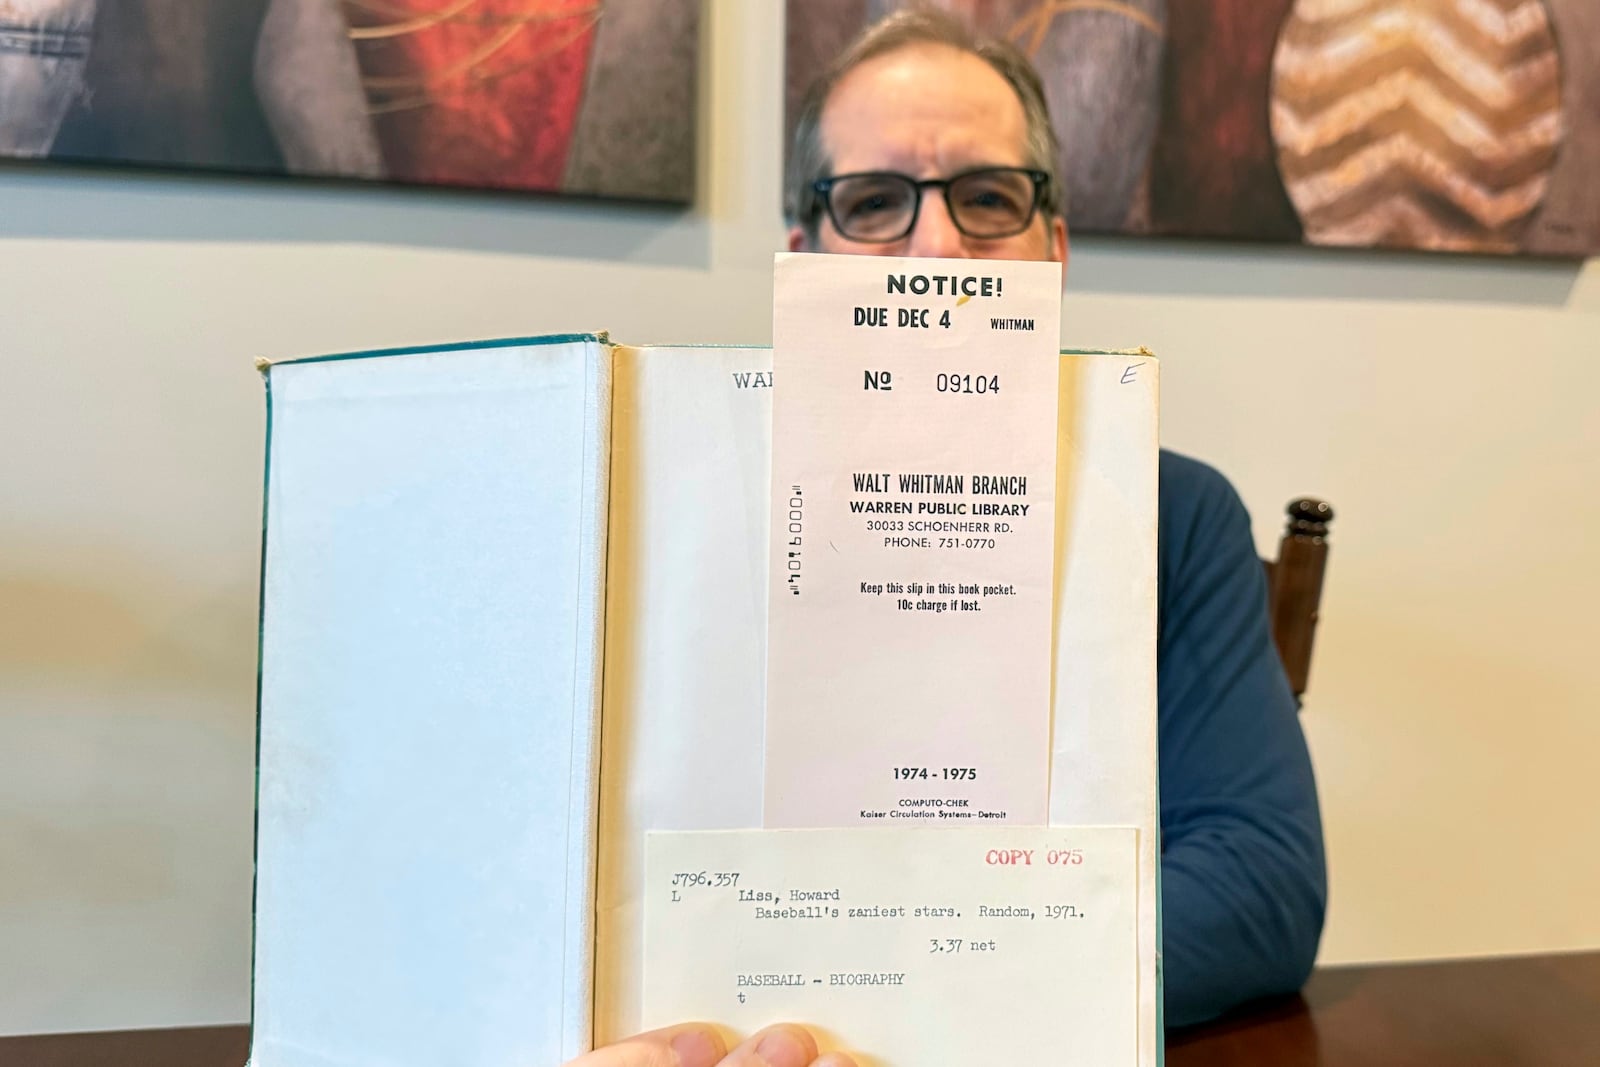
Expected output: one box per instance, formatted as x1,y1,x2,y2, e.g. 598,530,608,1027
642,827,1138,1066
766,254,1062,827
254,340,608,1067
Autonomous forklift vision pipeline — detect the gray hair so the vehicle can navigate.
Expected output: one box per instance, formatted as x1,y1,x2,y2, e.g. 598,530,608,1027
785,7,1065,243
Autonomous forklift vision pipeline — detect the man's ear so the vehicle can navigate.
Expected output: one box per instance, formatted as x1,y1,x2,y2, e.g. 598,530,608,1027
1050,216,1069,267
787,225,811,253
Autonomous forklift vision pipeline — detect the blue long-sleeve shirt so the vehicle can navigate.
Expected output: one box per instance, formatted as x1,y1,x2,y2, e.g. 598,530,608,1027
1157,450,1328,1027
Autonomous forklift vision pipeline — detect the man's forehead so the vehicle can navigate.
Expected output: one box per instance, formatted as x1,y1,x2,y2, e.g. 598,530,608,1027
819,43,1030,173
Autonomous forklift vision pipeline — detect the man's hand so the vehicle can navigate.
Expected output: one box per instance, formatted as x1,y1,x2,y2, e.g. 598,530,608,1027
565,1023,857,1067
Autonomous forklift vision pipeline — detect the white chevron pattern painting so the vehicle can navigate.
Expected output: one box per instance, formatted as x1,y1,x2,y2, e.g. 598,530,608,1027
1270,0,1566,252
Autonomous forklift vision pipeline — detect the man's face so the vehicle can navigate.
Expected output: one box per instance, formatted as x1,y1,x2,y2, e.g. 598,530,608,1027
789,43,1067,264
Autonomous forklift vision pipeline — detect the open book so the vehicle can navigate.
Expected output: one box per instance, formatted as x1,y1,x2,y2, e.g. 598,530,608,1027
250,333,1160,1067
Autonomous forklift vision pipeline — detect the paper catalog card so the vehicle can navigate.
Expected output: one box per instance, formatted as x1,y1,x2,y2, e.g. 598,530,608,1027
642,826,1138,1066
766,253,1061,827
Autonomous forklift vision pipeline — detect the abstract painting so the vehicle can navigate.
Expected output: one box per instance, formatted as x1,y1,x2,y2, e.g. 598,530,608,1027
786,0,1599,256
0,0,698,202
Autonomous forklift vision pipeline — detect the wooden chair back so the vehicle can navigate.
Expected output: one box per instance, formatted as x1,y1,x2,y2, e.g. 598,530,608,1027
1263,498,1334,701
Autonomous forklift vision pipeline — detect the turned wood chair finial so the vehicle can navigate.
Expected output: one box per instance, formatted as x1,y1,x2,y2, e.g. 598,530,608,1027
1264,497,1334,702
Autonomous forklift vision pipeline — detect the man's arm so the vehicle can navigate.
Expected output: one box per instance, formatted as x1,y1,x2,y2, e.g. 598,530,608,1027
1156,452,1328,1027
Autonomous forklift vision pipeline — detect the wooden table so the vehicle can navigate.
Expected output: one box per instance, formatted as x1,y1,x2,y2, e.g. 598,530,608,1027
4,952,1597,1066
1169,950,1600,1066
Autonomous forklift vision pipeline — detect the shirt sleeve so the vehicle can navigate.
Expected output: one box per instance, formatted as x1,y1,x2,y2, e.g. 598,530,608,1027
1156,452,1328,1028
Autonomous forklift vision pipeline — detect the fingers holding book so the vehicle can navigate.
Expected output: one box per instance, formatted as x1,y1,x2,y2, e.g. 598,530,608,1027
565,1022,857,1067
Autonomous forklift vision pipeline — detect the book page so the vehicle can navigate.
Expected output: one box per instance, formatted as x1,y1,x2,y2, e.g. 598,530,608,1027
596,345,774,1046
1049,351,1160,1065
597,344,1158,1066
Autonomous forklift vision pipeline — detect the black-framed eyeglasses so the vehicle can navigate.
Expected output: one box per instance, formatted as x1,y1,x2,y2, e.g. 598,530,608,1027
812,167,1050,243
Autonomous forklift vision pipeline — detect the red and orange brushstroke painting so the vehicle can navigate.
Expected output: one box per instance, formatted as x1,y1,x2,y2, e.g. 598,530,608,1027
344,0,600,190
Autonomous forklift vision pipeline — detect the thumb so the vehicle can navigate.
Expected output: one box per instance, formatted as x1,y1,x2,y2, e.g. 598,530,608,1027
563,1024,727,1067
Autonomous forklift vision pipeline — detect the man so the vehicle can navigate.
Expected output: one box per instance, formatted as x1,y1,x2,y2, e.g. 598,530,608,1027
570,10,1326,1064
783,9,1327,1029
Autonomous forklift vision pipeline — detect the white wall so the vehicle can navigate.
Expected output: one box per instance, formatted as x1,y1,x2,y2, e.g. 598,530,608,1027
2,0,1597,1037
